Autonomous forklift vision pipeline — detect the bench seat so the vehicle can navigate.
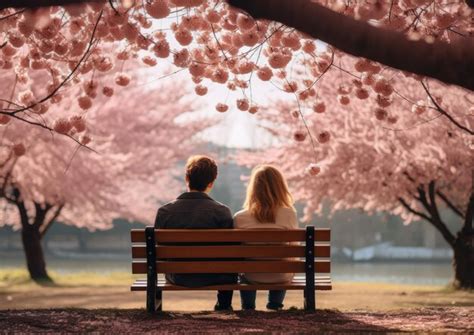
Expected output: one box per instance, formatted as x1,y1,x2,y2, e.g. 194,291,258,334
131,275,332,291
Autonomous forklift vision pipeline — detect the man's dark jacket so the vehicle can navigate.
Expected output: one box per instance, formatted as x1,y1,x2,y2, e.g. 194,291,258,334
154,192,237,287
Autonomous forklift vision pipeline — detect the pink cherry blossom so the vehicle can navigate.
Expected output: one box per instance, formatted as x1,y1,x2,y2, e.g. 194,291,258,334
13,143,26,157
317,131,331,143
236,14,255,31
175,29,193,46
69,115,86,133
236,98,250,111
249,106,259,114
355,88,370,100
306,163,321,176
189,63,206,77
284,81,298,93
102,86,114,97
257,66,273,81
212,68,229,84
53,118,73,134
145,0,170,19
173,49,190,67
373,77,394,96
153,40,170,58
412,101,427,114
115,73,131,86
142,56,158,67
302,41,316,54
313,102,326,113
215,103,229,113
294,130,306,142
78,96,93,110
0,115,11,125
80,134,92,145
194,85,208,96
338,95,351,105
375,108,388,120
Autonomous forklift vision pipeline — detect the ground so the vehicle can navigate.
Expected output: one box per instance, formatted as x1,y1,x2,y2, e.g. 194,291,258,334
1,269,473,333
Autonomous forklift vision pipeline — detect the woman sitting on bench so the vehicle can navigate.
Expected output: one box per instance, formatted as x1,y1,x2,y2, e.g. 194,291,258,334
234,165,297,310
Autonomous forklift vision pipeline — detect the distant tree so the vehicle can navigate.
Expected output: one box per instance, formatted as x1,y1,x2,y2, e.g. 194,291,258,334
237,61,473,289
0,77,207,282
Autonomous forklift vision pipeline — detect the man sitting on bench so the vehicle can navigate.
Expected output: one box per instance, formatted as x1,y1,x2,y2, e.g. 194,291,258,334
154,155,237,311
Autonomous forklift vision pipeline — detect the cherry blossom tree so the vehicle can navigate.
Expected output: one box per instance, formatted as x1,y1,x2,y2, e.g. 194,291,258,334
237,61,473,289
0,77,207,282
0,0,472,139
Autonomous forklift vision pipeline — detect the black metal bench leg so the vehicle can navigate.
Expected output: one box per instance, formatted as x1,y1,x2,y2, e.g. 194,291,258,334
146,285,156,313
146,226,158,313
304,288,315,311
156,290,162,311
305,226,316,311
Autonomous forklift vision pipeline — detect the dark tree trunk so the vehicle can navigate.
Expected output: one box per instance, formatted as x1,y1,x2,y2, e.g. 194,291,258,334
454,189,474,289
21,224,51,282
453,232,474,289
399,181,473,290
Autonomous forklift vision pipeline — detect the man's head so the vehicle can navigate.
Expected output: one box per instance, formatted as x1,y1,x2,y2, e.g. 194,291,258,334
185,155,218,193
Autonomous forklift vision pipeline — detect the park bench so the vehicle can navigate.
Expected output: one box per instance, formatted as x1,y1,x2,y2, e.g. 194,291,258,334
130,226,331,313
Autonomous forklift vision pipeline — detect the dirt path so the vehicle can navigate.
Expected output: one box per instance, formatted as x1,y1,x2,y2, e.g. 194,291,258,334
1,307,472,333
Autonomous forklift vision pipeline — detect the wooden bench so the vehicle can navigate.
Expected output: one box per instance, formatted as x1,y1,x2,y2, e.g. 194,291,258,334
130,226,331,313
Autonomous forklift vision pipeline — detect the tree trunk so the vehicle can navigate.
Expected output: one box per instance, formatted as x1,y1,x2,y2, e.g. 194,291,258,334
453,231,474,289
21,224,51,282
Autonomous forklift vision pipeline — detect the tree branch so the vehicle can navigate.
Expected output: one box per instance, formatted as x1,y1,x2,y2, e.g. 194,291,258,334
11,9,103,115
228,0,474,92
33,202,50,228
436,190,465,219
417,182,456,247
40,203,64,237
421,81,473,135
398,196,432,222
12,187,30,227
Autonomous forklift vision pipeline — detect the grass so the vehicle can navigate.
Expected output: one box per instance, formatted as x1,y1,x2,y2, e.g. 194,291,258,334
1,267,472,312
0,268,137,288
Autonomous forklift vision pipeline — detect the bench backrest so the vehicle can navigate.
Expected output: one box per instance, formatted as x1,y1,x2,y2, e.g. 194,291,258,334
130,227,331,275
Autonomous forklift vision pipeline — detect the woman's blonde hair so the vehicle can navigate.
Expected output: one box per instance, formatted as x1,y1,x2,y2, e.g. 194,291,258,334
243,165,294,223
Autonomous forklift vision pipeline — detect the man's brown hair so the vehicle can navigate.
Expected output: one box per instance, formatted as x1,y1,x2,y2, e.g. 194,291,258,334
185,155,218,192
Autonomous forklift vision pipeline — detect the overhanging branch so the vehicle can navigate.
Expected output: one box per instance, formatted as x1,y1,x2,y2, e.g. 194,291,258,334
228,0,474,92
0,0,104,10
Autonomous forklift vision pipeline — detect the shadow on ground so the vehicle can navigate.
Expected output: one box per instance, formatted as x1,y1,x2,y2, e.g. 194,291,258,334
1,308,472,333
0,309,393,333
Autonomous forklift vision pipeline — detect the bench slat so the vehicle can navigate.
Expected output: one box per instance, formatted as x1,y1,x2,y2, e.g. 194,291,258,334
130,278,332,291
131,245,331,259
133,275,331,283
130,229,330,243
132,260,330,274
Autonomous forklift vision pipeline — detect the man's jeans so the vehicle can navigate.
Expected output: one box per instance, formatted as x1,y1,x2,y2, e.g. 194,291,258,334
239,277,286,310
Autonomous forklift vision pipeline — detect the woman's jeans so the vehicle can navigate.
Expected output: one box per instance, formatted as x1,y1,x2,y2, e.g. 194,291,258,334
240,289,286,310
239,277,286,310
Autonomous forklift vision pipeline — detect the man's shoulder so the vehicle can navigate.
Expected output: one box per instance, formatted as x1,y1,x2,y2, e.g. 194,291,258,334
210,198,231,211
158,199,179,210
